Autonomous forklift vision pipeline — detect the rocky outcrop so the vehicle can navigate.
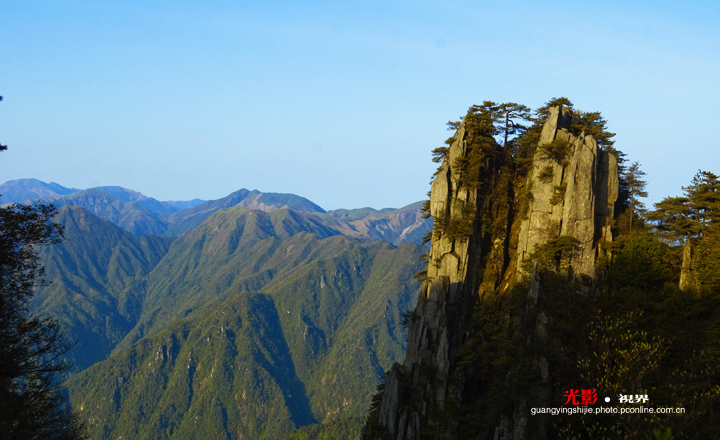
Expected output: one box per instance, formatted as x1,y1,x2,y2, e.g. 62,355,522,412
363,105,619,440
679,240,699,292
516,106,618,279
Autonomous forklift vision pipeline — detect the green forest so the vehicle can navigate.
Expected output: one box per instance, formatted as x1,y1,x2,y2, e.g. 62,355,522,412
1,188,426,438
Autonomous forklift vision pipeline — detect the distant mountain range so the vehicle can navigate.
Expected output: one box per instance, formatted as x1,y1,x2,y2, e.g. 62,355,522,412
0,179,432,246
7,178,431,438
0,178,204,211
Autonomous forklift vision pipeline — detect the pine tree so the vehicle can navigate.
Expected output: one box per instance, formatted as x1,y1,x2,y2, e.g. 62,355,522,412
684,170,720,229
1,140,86,438
685,171,720,290
494,103,532,148
535,97,573,121
454,101,501,190
569,111,616,148
624,162,649,234
0,202,87,439
650,171,720,241
648,170,720,291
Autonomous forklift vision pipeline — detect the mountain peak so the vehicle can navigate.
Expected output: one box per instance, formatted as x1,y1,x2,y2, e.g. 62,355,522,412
0,178,80,203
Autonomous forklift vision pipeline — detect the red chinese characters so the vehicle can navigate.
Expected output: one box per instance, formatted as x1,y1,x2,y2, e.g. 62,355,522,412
581,389,598,405
563,389,598,406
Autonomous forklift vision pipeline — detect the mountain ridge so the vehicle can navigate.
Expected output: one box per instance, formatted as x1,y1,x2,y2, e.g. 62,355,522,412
1,178,432,246
0,178,81,203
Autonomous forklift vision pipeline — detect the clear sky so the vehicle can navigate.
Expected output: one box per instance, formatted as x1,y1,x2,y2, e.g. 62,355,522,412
1,0,718,210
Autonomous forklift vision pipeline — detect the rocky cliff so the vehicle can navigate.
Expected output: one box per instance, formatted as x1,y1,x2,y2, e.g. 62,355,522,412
363,104,619,440
516,106,618,280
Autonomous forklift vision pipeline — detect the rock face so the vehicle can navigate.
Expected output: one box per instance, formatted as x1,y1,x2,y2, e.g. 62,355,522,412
362,106,619,440
516,106,618,279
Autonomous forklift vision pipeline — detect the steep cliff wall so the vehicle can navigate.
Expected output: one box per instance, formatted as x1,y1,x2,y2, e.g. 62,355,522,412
516,106,618,279
363,105,619,440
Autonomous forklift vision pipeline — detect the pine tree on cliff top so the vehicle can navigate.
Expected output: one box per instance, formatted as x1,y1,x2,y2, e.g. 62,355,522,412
535,96,573,120
494,103,532,148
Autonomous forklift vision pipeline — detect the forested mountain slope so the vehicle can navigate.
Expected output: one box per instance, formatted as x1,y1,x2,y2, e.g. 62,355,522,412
67,233,421,438
46,189,172,236
34,206,174,370
30,202,424,438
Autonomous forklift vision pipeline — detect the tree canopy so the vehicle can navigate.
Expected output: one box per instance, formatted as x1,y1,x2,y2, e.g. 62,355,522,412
1,138,86,438
0,202,87,439
625,161,649,234
648,170,720,244
494,102,532,148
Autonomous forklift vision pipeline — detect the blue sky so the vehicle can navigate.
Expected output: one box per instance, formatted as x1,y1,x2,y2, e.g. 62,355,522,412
1,0,718,210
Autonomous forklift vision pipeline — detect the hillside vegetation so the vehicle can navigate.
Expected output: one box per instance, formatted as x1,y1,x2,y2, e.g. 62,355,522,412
30,202,423,438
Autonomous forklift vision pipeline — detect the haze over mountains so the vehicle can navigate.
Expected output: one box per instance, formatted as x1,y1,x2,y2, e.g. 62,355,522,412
0,178,431,245
3,178,431,438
